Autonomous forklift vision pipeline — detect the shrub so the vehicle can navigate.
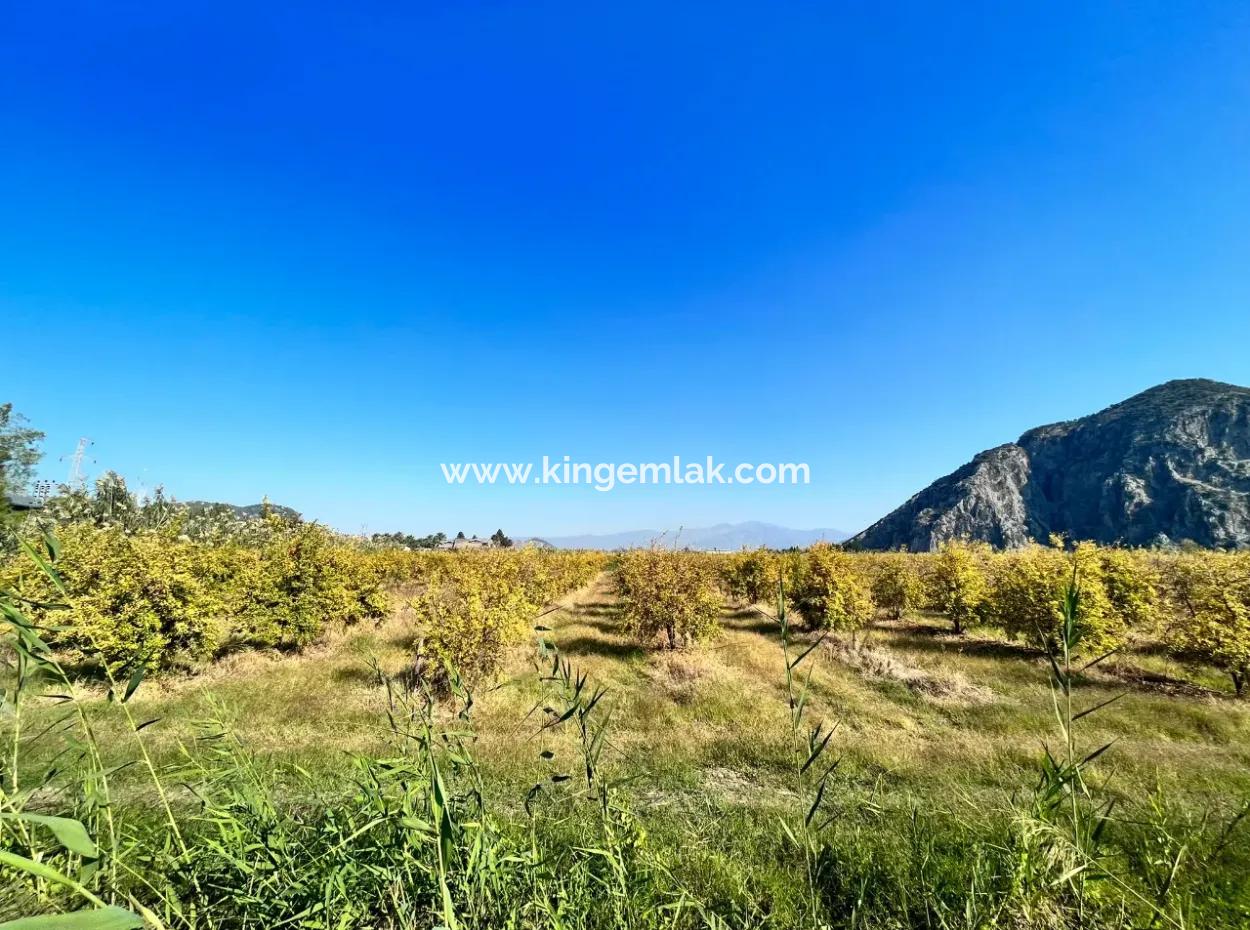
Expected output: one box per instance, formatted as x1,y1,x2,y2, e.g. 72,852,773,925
222,520,388,649
722,547,781,605
868,553,924,620
926,541,989,634
1,517,394,669
416,574,538,689
984,539,1122,654
1159,550,1250,695
410,548,605,689
790,543,875,634
617,549,722,648
6,524,222,671
1098,547,1160,630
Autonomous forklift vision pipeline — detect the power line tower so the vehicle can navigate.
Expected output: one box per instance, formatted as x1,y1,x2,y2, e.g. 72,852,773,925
61,437,94,489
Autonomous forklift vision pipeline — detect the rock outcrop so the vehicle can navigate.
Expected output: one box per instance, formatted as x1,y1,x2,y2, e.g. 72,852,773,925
850,379,1250,551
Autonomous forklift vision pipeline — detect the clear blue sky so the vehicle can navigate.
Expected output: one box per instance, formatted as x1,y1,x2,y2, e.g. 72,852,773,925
2,2,1248,537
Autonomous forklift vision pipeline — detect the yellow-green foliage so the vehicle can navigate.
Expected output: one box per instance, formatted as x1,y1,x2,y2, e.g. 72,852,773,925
1159,550,1250,694
790,543,875,634
984,539,1121,653
215,521,389,650
3,519,389,671
369,547,603,596
722,547,781,605
617,548,722,648
416,575,535,688
926,541,989,633
1097,547,1160,630
5,524,222,671
412,548,605,687
16,510,1250,701
357,545,424,585
866,552,924,620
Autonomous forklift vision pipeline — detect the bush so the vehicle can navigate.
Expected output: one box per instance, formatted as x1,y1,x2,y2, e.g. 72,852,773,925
409,548,605,689
984,539,1122,654
867,553,924,621
216,520,388,650
416,574,537,688
722,547,781,605
926,541,989,634
1,517,392,669
6,524,222,671
617,549,722,648
1098,547,1160,630
790,543,875,634
1159,550,1250,695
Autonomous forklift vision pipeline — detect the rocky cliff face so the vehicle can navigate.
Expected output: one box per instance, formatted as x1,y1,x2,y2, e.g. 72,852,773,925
850,379,1250,551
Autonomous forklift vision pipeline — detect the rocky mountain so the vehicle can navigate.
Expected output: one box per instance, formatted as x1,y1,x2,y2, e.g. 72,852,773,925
528,521,848,551
849,379,1250,551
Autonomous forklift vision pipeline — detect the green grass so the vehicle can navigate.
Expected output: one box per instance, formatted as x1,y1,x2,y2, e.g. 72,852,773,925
6,573,1250,927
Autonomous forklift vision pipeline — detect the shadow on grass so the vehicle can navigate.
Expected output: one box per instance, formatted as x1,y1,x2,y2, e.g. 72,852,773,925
385,629,423,650
573,606,621,621
564,609,626,634
331,664,385,686
1093,663,1227,699
893,634,1044,662
885,619,958,637
50,658,113,686
721,615,783,637
555,632,645,660
57,636,310,686
553,635,645,662
579,600,619,610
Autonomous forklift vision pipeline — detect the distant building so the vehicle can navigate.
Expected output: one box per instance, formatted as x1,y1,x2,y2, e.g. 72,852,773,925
4,493,42,512
438,535,494,551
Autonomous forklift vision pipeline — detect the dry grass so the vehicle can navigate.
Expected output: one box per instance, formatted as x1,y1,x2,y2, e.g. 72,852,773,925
12,569,1250,929
37,571,1250,822
824,637,996,705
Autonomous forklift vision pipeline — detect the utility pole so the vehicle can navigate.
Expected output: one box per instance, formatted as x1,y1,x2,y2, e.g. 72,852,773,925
61,437,94,489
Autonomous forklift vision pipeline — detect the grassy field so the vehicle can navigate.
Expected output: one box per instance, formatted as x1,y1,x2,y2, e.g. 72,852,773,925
29,569,1249,927
101,570,1250,798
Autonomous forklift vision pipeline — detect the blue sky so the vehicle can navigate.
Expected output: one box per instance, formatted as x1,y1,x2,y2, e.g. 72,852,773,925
2,1,1249,537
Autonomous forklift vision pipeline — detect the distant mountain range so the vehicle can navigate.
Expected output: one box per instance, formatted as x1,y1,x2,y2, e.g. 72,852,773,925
849,379,1250,551
523,521,848,551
